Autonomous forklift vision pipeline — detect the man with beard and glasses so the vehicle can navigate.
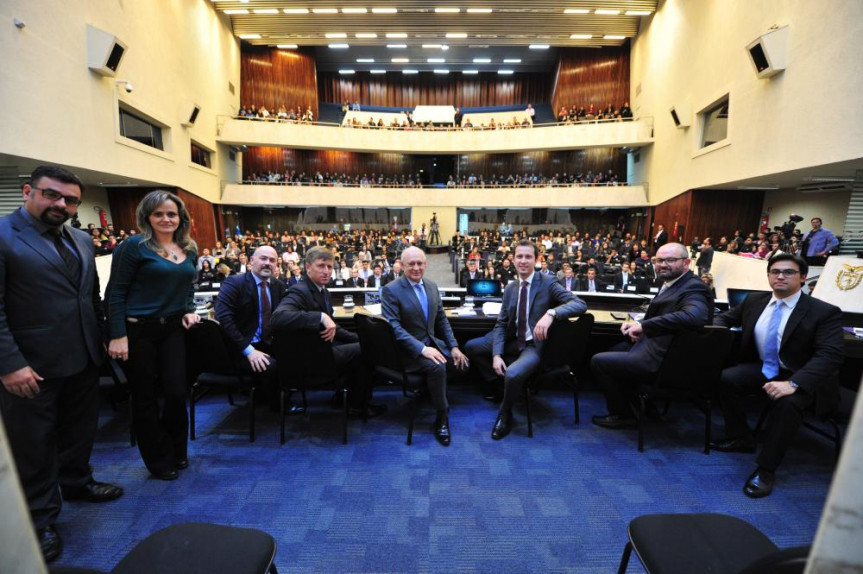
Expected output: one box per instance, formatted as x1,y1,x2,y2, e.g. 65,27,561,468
591,243,713,429
0,165,123,562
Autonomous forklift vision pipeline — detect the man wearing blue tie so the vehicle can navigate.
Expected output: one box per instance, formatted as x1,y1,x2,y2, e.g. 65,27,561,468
381,247,469,445
711,254,843,498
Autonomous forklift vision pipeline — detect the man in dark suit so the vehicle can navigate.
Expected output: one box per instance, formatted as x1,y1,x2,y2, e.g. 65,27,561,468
654,224,668,249
215,246,304,415
346,268,365,288
711,254,843,498
558,264,578,292
577,268,604,293
383,259,403,285
613,262,635,292
459,258,480,287
0,166,123,562
381,247,469,446
271,247,384,415
366,264,385,290
591,243,713,429
465,240,586,440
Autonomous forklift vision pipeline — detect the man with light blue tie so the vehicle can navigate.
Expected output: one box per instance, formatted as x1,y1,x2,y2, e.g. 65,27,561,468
712,253,843,498
381,247,469,446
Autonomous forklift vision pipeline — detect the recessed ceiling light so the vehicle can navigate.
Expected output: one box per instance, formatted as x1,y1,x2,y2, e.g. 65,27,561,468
564,8,590,14
498,70,514,75
325,33,347,38
570,34,592,39
434,69,450,74
625,10,653,16
462,70,479,74
339,69,355,74
422,44,443,49
473,57,491,63
328,43,350,49
441,45,450,50
467,8,493,13
446,32,468,38
223,9,249,14
356,33,378,38
387,44,407,49
392,58,409,63
435,8,460,13
604,35,626,39
529,44,550,49
371,7,398,13
239,34,261,39
253,9,279,14
277,44,298,49
402,69,418,74
595,9,621,15
370,69,386,74
357,58,375,63
428,58,445,63
342,8,368,14
282,8,309,14
312,8,338,14
386,33,407,38
503,58,521,63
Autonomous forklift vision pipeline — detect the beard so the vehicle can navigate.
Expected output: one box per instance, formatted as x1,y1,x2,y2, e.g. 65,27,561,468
658,267,685,281
39,207,71,227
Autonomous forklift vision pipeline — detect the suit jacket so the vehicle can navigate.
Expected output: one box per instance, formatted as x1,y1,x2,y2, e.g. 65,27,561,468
715,292,843,414
366,274,385,290
0,208,104,378
215,271,286,354
576,276,605,292
558,276,578,292
459,268,480,287
346,276,365,288
654,229,668,248
493,272,587,357
614,272,634,292
270,279,357,344
384,271,402,285
381,276,458,361
629,271,714,371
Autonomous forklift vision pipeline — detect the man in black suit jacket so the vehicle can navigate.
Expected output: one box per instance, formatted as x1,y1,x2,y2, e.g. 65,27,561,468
383,260,403,285
577,268,604,292
558,264,578,292
654,224,668,249
459,259,480,287
346,268,365,288
711,254,843,498
613,262,635,292
0,166,123,562
465,240,586,440
591,243,714,428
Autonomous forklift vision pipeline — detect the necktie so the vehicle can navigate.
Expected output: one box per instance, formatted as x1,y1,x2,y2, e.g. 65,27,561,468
414,283,429,320
516,280,528,351
51,228,81,285
321,287,331,313
762,301,783,379
259,280,272,341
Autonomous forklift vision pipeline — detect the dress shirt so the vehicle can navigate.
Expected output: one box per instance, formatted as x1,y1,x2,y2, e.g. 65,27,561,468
802,228,839,256
754,290,802,369
516,273,534,343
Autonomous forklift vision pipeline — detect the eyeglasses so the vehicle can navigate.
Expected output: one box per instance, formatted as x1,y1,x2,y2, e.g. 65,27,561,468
768,269,800,277
31,186,82,207
655,257,684,265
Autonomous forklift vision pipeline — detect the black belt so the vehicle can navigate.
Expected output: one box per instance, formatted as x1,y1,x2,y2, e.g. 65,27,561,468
126,314,184,325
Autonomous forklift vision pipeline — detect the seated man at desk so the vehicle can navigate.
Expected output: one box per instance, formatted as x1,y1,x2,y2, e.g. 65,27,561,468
577,268,604,293
346,268,365,288
613,262,635,293
366,264,386,290
459,259,480,287
558,264,578,292
381,247,469,446
465,240,586,440
591,243,713,429
711,253,843,498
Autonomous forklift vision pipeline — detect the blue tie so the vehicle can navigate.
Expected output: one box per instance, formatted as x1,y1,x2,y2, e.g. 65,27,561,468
414,283,429,320
762,301,783,379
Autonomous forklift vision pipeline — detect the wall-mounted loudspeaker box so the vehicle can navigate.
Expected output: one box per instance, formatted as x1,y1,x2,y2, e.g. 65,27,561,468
87,24,127,77
746,25,789,79
181,103,201,127
669,102,691,128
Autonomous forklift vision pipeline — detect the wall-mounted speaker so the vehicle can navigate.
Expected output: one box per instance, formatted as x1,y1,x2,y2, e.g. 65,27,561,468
87,24,127,77
181,103,201,127
669,103,691,128
746,26,789,79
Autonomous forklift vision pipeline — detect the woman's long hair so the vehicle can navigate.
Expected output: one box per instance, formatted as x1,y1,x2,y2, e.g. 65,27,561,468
135,190,197,256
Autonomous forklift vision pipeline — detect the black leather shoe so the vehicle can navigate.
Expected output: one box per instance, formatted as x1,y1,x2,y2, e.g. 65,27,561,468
491,411,512,440
350,403,388,418
591,414,637,429
37,525,62,563
175,458,189,470
710,436,757,453
434,413,451,446
61,479,124,502
286,403,307,416
151,469,179,481
330,392,345,409
744,468,775,498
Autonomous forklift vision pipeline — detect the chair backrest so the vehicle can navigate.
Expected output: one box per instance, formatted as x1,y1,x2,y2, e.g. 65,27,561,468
185,319,241,380
655,326,732,391
543,313,595,370
354,313,407,375
737,545,809,574
271,327,339,388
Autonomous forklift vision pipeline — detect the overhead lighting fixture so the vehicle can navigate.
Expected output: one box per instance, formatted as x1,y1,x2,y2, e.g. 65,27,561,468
441,45,450,50
625,10,653,16
403,69,418,74
239,34,261,39
503,58,521,63
277,44,299,49
498,70,514,75
435,8,461,13
312,8,339,14
356,33,378,38
283,8,309,14
370,69,386,74
253,9,279,14
738,186,779,190
529,44,549,50
446,32,468,38
392,57,409,63
434,69,450,74
570,34,592,39
386,32,407,38
564,8,590,14
428,58,445,63
339,69,355,75
387,43,407,48
467,8,493,13
342,8,368,14
357,58,375,63
473,57,491,63
604,35,626,39
325,33,347,38
223,9,249,15
462,70,479,74
328,43,350,49
595,9,621,15
422,44,443,49
371,7,398,14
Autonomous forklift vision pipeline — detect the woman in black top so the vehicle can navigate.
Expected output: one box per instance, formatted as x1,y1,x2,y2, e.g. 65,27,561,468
197,259,216,284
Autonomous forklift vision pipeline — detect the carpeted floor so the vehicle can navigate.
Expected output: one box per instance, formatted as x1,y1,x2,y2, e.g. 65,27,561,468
52,382,836,573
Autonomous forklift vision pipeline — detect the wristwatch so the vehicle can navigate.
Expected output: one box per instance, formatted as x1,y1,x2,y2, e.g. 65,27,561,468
546,309,557,318
789,381,799,389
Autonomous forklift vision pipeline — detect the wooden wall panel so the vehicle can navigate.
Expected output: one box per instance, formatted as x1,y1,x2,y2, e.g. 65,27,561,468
687,189,765,243
241,46,318,118
650,190,692,247
551,46,631,115
177,189,217,250
318,72,552,107
457,149,626,180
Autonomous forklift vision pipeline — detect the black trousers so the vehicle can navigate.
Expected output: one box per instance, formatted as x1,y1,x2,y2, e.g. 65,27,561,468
464,332,543,413
718,363,814,471
126,318,188,475
332,341,370,408
590,341,657,416
0,362,100,530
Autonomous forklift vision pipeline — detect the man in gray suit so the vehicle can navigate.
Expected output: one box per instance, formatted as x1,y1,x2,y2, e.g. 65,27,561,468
465,240,587,440
0,165,123,562
381,247,468,446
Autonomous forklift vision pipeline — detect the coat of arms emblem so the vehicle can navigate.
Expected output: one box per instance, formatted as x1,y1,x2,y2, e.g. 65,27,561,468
835,264,863,291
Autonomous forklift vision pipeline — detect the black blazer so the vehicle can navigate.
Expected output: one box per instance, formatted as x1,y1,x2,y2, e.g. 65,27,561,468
215,271,286,354
558,276,579,292
270,279,357,344
715,292,843,414
576,276,605,292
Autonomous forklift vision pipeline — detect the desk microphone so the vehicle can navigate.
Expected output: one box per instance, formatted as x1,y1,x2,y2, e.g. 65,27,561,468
630,293,652,313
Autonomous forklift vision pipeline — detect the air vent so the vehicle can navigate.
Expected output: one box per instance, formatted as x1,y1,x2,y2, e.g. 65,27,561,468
797,182,853,193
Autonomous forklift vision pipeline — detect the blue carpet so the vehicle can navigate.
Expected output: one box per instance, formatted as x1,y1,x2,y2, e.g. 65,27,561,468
53,386,835,573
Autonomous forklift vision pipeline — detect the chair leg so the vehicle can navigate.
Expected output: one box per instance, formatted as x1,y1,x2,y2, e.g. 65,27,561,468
129,396,136,447
617,541,633,574
342,387,349,445
830,420,843,463
269,563,279,574
407,392,418,446
249,387,256,443
279,388,286,446
227,390,235,406
704,398,712,454
571,373,580,425
189,385,197,441
637,395,645,453
525,382,534,438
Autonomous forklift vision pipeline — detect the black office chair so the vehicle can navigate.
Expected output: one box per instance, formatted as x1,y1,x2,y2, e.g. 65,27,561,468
634,326,732,453
271,329,350,445
186,319,263,443
617,513,808,574
354,313,429,445
523,314,595,437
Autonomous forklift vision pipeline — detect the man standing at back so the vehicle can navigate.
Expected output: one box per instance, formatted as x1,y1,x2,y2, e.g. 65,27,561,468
0,165,123,562
381,247,469,445
465,240,586,440
591,243,713,429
